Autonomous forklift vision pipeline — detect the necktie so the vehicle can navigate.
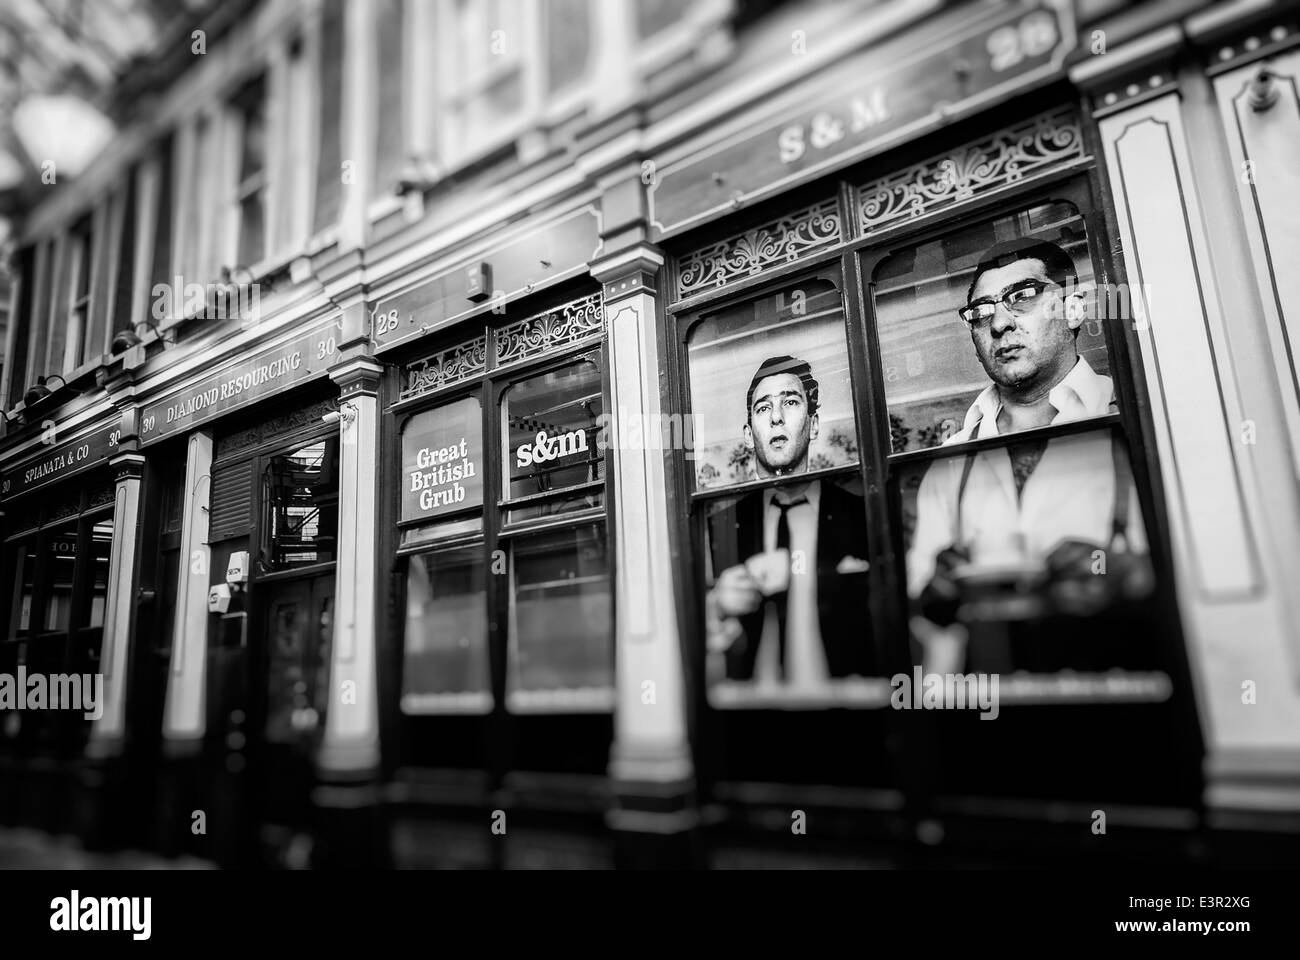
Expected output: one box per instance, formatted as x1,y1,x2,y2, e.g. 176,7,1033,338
772,496,808,678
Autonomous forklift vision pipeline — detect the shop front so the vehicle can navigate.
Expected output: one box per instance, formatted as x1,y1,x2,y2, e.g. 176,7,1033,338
371,199,623,868
623,0,1209,865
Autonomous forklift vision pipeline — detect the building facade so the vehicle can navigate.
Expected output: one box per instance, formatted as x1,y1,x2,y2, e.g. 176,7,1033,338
1,0,1298,868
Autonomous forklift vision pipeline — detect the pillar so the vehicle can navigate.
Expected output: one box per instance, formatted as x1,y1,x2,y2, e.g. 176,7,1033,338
86,450,146,758
591,242,697,867
318,357,383,777
162,430,213,746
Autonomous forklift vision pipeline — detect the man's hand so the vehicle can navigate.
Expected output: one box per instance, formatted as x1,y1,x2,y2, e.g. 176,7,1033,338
712,563,763,618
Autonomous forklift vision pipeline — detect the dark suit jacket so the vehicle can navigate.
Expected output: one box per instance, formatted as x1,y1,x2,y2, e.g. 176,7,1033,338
707,481,874,680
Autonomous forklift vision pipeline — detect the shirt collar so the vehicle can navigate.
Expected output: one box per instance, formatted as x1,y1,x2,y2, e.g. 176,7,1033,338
956,356,1113,440
765,478,821,511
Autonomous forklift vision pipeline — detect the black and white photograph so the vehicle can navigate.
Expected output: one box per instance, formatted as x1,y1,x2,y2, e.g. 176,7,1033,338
0,0,1296,931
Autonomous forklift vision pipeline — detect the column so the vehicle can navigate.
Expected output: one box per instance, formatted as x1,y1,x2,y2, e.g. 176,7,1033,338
1080,45,1300,825
590,242,696,861
161,430,214,747
86,450,147,757
317,357,383,777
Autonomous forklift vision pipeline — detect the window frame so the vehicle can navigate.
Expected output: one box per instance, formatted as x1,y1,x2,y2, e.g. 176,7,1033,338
388,287,614,721
666,164,1181,719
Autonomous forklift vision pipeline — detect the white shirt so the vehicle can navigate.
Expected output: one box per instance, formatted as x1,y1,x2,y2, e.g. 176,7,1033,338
753,481,829,688
906,357,1146,599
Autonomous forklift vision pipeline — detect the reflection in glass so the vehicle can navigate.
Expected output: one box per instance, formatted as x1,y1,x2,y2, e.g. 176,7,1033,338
41,526,78,633
402,546,492,713
9,539,37,638
507,523,612,710
502,357,603,501
874,201,1109,452
88,519,113,629
264,436,339,568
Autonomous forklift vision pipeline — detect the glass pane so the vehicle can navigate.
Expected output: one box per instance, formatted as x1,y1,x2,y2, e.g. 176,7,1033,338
898,427,1159,677
873,201,1110,452
545,0,591,95
87,518,113,629
264,583,333,743
237,193,264,267
703,474,884,708
505,486,602,525
402,395,484,523
402,546,491,713
238,84,266,182
8,539,38,639
264,436,339,569
374,0,405,194
502,357,603,501
688,276,858,491
507,523,612,709
635,0,692,38
41,526,79,633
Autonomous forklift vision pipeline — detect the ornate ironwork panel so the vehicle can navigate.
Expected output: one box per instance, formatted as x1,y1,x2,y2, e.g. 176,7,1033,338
493,293,604,368
400,334,489,402
675,197,842,300
858,107,1084,233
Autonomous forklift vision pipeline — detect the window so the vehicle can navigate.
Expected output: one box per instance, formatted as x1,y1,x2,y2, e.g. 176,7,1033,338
685,269,876,708
1,481,116,675
374,0,406,196
261,436,340,571
397,291,612,716
313,0,346,234
431,0,596,168
868,201,1158,676
231,78,268,269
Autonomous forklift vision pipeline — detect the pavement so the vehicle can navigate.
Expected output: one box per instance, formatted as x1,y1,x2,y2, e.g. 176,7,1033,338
0,827,217,870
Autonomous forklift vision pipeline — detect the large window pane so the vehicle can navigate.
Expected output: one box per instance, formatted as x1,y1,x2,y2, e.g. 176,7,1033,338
873,201,1110,452
87,518,113,629
502,357,603,501
506,523,612,710
687,276,858,491
544,0,591,95
7,538,37,639
40,525,78,633
263,436,339,569
401,546,491,713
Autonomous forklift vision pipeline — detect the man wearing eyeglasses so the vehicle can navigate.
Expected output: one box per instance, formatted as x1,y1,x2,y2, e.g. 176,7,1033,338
906,237,1146,629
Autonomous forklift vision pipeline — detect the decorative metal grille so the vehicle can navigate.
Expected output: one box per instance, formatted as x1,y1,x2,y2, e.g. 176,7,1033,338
494,293,604,368
675,197,842,300
401,335,489,402
858,108,1084,233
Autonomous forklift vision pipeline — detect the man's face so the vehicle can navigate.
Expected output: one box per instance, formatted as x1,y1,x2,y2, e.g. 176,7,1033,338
967,258,1081,394
744,372,818,477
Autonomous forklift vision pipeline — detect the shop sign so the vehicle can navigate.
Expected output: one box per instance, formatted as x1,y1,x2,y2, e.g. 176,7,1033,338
647,0,1075,237
401,397,484,521
0,419,121,501
371,205,602,353
138,317,343,444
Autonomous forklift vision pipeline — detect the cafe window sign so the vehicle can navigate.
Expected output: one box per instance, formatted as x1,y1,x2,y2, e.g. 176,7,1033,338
402,396,484,521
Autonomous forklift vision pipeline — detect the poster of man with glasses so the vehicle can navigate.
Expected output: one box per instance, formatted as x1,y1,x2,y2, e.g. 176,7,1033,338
905,236,1154,671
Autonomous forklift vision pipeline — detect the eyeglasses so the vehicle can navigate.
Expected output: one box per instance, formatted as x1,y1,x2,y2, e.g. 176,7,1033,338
958,279,1055,327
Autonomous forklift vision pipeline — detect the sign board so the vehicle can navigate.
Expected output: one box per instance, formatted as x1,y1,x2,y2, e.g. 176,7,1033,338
371,205,602,353
0,419,122,501
401,397,484,523
647,0,1076,237
138,317,343,445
